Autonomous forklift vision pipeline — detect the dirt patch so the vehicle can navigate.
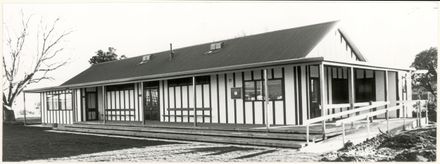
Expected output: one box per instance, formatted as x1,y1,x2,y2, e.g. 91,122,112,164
320,125,436,162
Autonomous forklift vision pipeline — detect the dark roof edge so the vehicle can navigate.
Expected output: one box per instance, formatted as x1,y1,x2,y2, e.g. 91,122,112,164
25,57,324,93
25,56,413,93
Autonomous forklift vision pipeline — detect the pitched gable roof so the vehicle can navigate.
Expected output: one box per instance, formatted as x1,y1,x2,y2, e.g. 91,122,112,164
61,21,337,87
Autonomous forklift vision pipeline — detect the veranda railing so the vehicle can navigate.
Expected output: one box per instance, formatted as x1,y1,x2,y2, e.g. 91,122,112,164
326,100,429,144
303,101,389,145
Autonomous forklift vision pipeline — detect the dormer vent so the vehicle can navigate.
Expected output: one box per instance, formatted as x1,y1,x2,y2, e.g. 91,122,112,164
210,42,223,51
139,55,151,64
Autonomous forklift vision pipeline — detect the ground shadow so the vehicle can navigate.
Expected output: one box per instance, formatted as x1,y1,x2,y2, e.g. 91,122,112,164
176,145,257,156
2,124,179,161
234,149,278,159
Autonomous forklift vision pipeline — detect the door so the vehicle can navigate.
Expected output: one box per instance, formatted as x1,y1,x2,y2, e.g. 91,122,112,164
144,87,160,121
85,92,99,121
309,78,321,118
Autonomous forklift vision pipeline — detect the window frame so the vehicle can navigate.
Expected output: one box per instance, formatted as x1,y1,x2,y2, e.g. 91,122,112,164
354,69,376,103
46,90,73,111
243,77,284,102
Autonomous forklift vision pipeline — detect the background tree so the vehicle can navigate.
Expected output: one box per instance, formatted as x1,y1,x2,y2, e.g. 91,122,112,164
88,47,126,64
411,47,437,122
2,12,71,121
411,47,437,97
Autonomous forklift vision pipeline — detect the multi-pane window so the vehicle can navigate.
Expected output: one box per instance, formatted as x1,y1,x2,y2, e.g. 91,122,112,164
46,90,73,110
168,76,210,87
244,79,283,101
330,67,349,104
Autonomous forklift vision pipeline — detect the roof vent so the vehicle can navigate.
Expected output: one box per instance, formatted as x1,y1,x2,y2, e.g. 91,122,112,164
205,42,224,55
140,55,151,64
169,43,175,61
210,42,223,51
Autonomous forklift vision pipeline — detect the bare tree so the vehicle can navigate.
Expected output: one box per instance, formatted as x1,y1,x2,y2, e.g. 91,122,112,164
2,12,72,121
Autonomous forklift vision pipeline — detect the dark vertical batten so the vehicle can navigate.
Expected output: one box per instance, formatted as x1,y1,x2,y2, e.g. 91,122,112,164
233,72,237,124
209,77,212,123
201,83,205,123
293,66,298,125
216,74,220,123
167,81,170,122
261,69,265,124
282,67,286,125
298,67,303,125
306,66,310,120
173,86,176,122
242,72,246,124
180,86,183,122
271,69,275,125
187,84,190,122
251,71,255,124
224,73,228,124
395,72,399,117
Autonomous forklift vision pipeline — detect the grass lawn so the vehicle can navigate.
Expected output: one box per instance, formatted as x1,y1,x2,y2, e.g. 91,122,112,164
2,124,179,161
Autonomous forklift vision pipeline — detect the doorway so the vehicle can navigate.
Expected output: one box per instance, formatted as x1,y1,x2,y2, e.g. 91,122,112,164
309,77,321,119
144,82,160,121
85,90,99,121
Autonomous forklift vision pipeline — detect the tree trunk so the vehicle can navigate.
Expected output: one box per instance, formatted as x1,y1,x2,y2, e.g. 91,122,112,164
3,106,16,122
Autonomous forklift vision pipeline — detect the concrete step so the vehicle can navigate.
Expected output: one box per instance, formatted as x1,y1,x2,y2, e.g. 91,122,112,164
55,125,306,148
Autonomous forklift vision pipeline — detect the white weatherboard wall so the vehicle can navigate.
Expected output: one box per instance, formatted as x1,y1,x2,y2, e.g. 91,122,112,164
308,28,362,62
158,64,312,125
41,91,74,125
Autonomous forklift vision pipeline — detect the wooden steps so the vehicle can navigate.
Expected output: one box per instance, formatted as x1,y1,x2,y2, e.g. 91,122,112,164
54,123,324,148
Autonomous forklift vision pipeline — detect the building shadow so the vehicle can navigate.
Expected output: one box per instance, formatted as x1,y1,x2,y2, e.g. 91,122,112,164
234,149,278,159
175,145,257,156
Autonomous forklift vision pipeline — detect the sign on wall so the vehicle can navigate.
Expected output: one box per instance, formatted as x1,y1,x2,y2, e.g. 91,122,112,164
231,87,242,99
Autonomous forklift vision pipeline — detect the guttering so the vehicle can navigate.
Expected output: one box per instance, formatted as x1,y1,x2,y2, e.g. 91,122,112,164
24,57,324,93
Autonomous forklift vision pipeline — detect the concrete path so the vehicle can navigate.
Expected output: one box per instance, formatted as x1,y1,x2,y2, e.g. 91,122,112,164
300,118,419,153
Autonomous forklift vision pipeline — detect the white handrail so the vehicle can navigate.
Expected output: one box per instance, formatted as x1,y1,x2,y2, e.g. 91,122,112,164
326,102,370,109
335,105,401,126
304,101,388,125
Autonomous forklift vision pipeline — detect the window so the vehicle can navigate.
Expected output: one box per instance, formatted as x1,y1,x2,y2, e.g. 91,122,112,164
46,90,73,110
355,69,376,102
268,79,283,100
244,81,256,100
255,81,263,100
330,67,349,104
244,79,282,101
106,83,134,91
332,79,349,103
168,76,210,87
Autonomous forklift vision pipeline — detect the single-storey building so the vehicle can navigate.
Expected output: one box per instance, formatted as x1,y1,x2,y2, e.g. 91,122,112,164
25,21,413,127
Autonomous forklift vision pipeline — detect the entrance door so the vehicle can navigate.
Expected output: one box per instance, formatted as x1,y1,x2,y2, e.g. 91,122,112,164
85,92,99,121
309,78,321,118
144,87,160,121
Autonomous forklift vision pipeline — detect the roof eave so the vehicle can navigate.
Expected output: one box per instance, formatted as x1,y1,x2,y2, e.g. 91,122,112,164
24,57,324,93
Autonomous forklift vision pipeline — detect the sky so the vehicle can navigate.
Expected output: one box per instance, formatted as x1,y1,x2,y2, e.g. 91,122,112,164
2,2,439,114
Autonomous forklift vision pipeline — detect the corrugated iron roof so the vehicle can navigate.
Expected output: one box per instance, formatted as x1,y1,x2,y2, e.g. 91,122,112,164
61,21,338,87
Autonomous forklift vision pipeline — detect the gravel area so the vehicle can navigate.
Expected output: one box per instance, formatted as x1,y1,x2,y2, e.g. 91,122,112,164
29,132,321,162
320,125,437,162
